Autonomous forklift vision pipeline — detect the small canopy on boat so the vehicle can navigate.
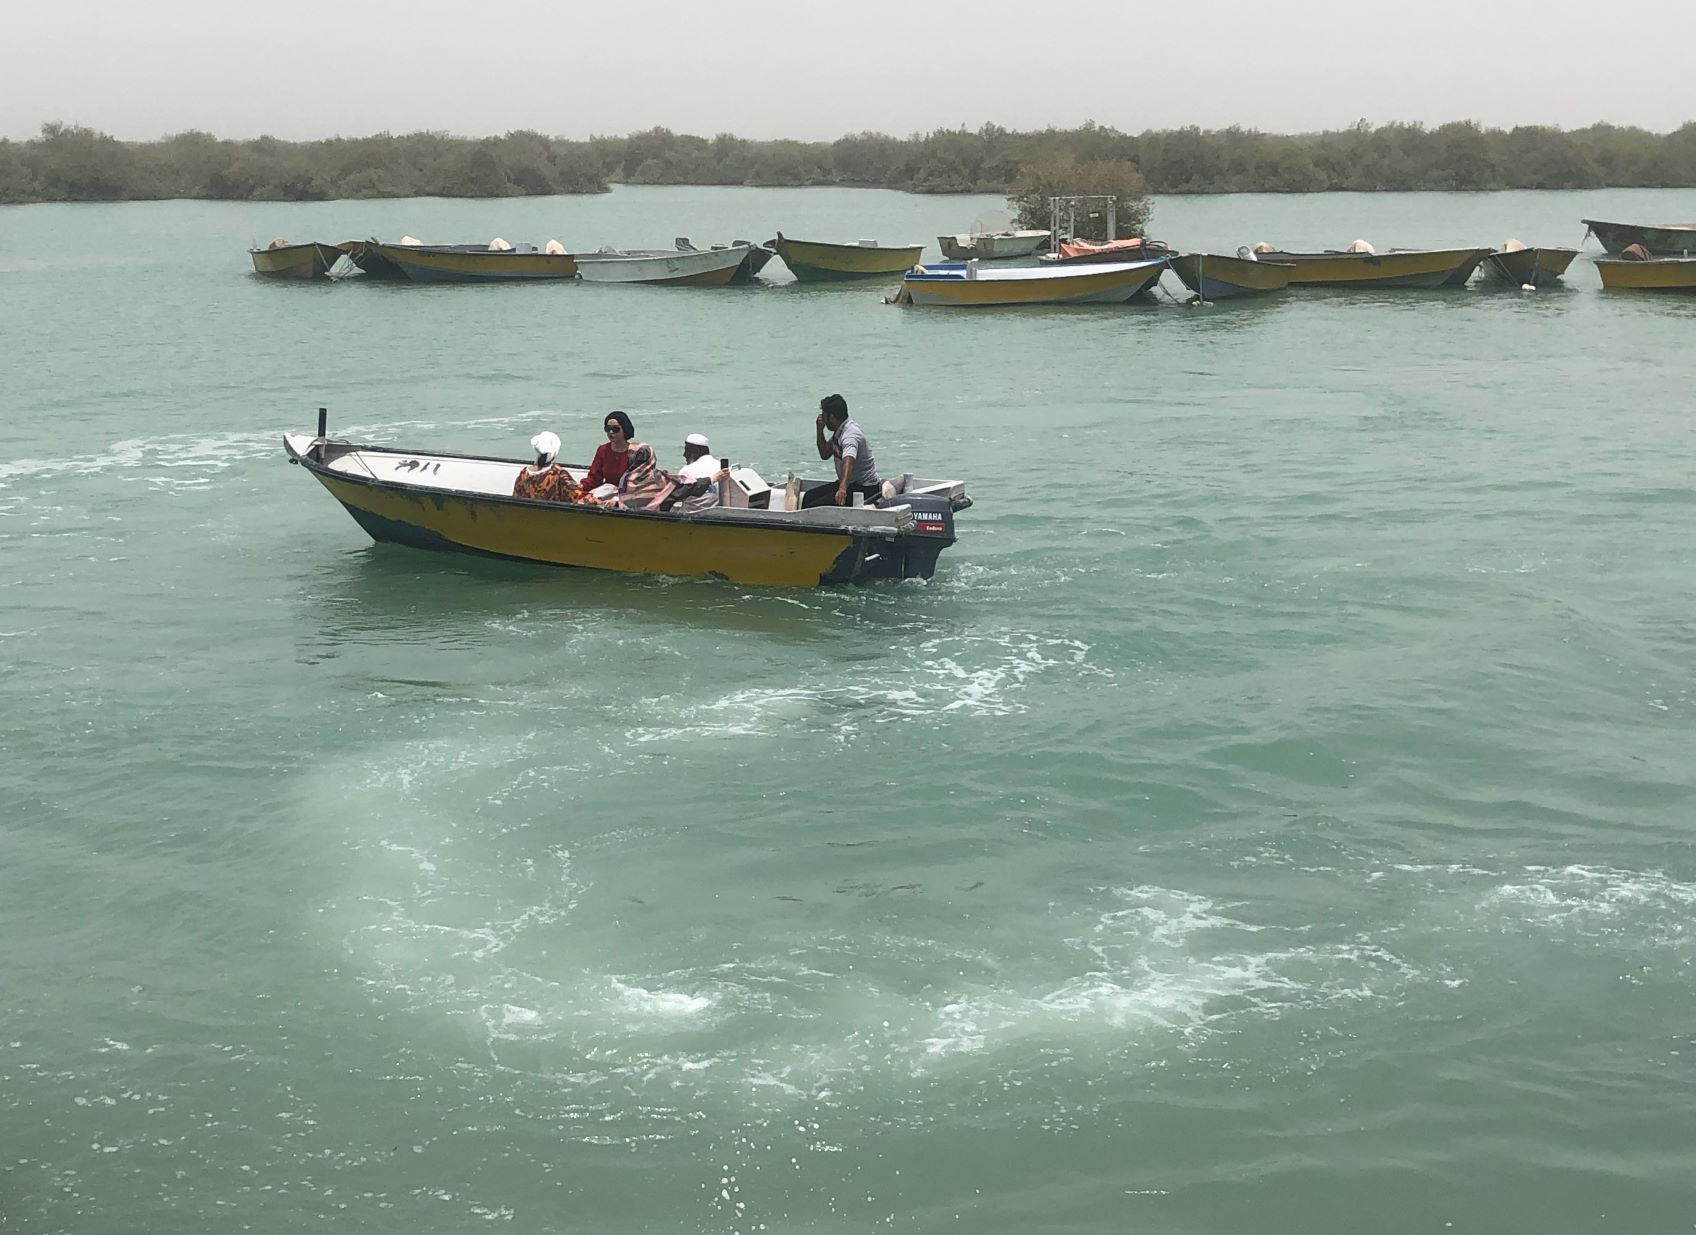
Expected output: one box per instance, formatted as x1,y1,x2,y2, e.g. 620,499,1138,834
1251,241,1277,254
400,235,422,246
488,237,513,251
1500,238,1527,253
1620,242,1653,261
267,236,289,249
1057,237,1153,260
1347,239,1375,253
544,239,566,254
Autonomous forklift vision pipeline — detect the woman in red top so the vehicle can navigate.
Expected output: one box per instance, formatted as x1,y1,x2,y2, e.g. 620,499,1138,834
582,410,636,489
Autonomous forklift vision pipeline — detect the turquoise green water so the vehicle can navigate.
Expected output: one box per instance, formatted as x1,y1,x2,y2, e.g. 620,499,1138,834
3,186,1694,1234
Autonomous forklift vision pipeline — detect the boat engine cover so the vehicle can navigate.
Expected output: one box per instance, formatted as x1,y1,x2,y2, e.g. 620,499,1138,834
883,493,955,538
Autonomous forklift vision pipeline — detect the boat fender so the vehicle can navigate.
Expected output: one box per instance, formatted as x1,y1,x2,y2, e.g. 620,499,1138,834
1521,284,1536,293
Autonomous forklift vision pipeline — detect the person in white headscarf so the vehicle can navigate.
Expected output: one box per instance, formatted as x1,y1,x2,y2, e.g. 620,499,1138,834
511,431,580,503
661,432,724,513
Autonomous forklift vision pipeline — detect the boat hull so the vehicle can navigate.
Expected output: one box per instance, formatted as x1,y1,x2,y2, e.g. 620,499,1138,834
1482,247,1578,286
1253,248,1490,288
1595,257,1696,291
1582,218,1696,256
574,246,746,286
249,242,337,279
366,242,579,283
1168,253,1293,298
730,244,777,283
774,236,925,281
899,259,1166,306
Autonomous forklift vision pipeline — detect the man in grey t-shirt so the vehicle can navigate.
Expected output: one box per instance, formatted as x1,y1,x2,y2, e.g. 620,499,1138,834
805,393,883,508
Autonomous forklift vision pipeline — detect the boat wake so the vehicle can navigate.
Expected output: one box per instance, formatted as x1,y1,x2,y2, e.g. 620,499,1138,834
624,629,1109,748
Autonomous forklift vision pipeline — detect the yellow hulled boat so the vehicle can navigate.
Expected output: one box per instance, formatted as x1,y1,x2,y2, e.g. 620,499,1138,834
249,240,342,279
771,232,925,281
358,241,579,283
1168,253,1293,299
1595,256,1696,291
1248,247,1490,289
283,414,971,587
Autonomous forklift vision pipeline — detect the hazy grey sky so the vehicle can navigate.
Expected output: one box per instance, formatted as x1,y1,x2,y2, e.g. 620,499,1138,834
6,0,1693,142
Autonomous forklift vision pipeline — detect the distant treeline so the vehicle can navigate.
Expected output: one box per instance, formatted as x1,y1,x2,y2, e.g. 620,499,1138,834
4,118,1696,205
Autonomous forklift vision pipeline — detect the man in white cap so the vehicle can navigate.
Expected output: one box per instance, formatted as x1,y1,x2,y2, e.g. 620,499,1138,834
663,432,724,512
511,431,580,503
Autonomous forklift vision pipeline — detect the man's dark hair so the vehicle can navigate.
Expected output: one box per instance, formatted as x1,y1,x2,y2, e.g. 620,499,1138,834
820,393,848,423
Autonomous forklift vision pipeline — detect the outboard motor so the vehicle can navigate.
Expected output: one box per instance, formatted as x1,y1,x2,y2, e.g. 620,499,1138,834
882,493,956,579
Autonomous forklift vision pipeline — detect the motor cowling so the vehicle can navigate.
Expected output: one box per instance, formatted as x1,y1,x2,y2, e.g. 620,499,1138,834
879,492,956,579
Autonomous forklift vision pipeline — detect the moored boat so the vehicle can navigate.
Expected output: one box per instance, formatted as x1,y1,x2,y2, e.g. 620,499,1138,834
770,232,925,281
937,229,1051,261
716,240,777,282
283,413,972,587
1038,237,1174,266
338,239,410,279
249,240,342,279
356,240,579,283
894,258,1167,307
1581,218,1696,256
1595,254,1696,291
1247,246,1490,289
1482,243,1578,287
573,244,749,286
1167,252,1293,299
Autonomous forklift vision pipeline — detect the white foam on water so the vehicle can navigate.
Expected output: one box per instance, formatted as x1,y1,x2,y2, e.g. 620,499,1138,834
1480,864,1696,942
623,630,1109,745
918,885,1412,1064
499,1004,540,1027
0,429,281,490
610,980,716,1020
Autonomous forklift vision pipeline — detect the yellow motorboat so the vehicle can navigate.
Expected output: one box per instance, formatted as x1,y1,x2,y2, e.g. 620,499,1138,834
770,232,925,281
1246,246,1490,289
283,412,971,587
1595,255,1696,291
249,240,342,279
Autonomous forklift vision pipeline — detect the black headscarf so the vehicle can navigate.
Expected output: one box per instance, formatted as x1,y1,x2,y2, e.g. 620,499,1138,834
604,409,635,438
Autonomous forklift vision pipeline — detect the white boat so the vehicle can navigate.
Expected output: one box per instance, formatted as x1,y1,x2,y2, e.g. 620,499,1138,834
895,258,1167,306
572,244,749,286
937,229,1051,261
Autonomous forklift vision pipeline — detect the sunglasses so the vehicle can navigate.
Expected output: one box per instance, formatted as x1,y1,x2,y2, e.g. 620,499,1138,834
604,425,624,435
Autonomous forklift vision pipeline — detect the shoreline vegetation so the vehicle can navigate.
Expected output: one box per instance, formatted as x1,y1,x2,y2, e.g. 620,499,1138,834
3,119,1695,207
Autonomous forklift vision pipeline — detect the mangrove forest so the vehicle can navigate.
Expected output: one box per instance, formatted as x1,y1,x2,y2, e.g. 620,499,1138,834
3,118,1695,206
